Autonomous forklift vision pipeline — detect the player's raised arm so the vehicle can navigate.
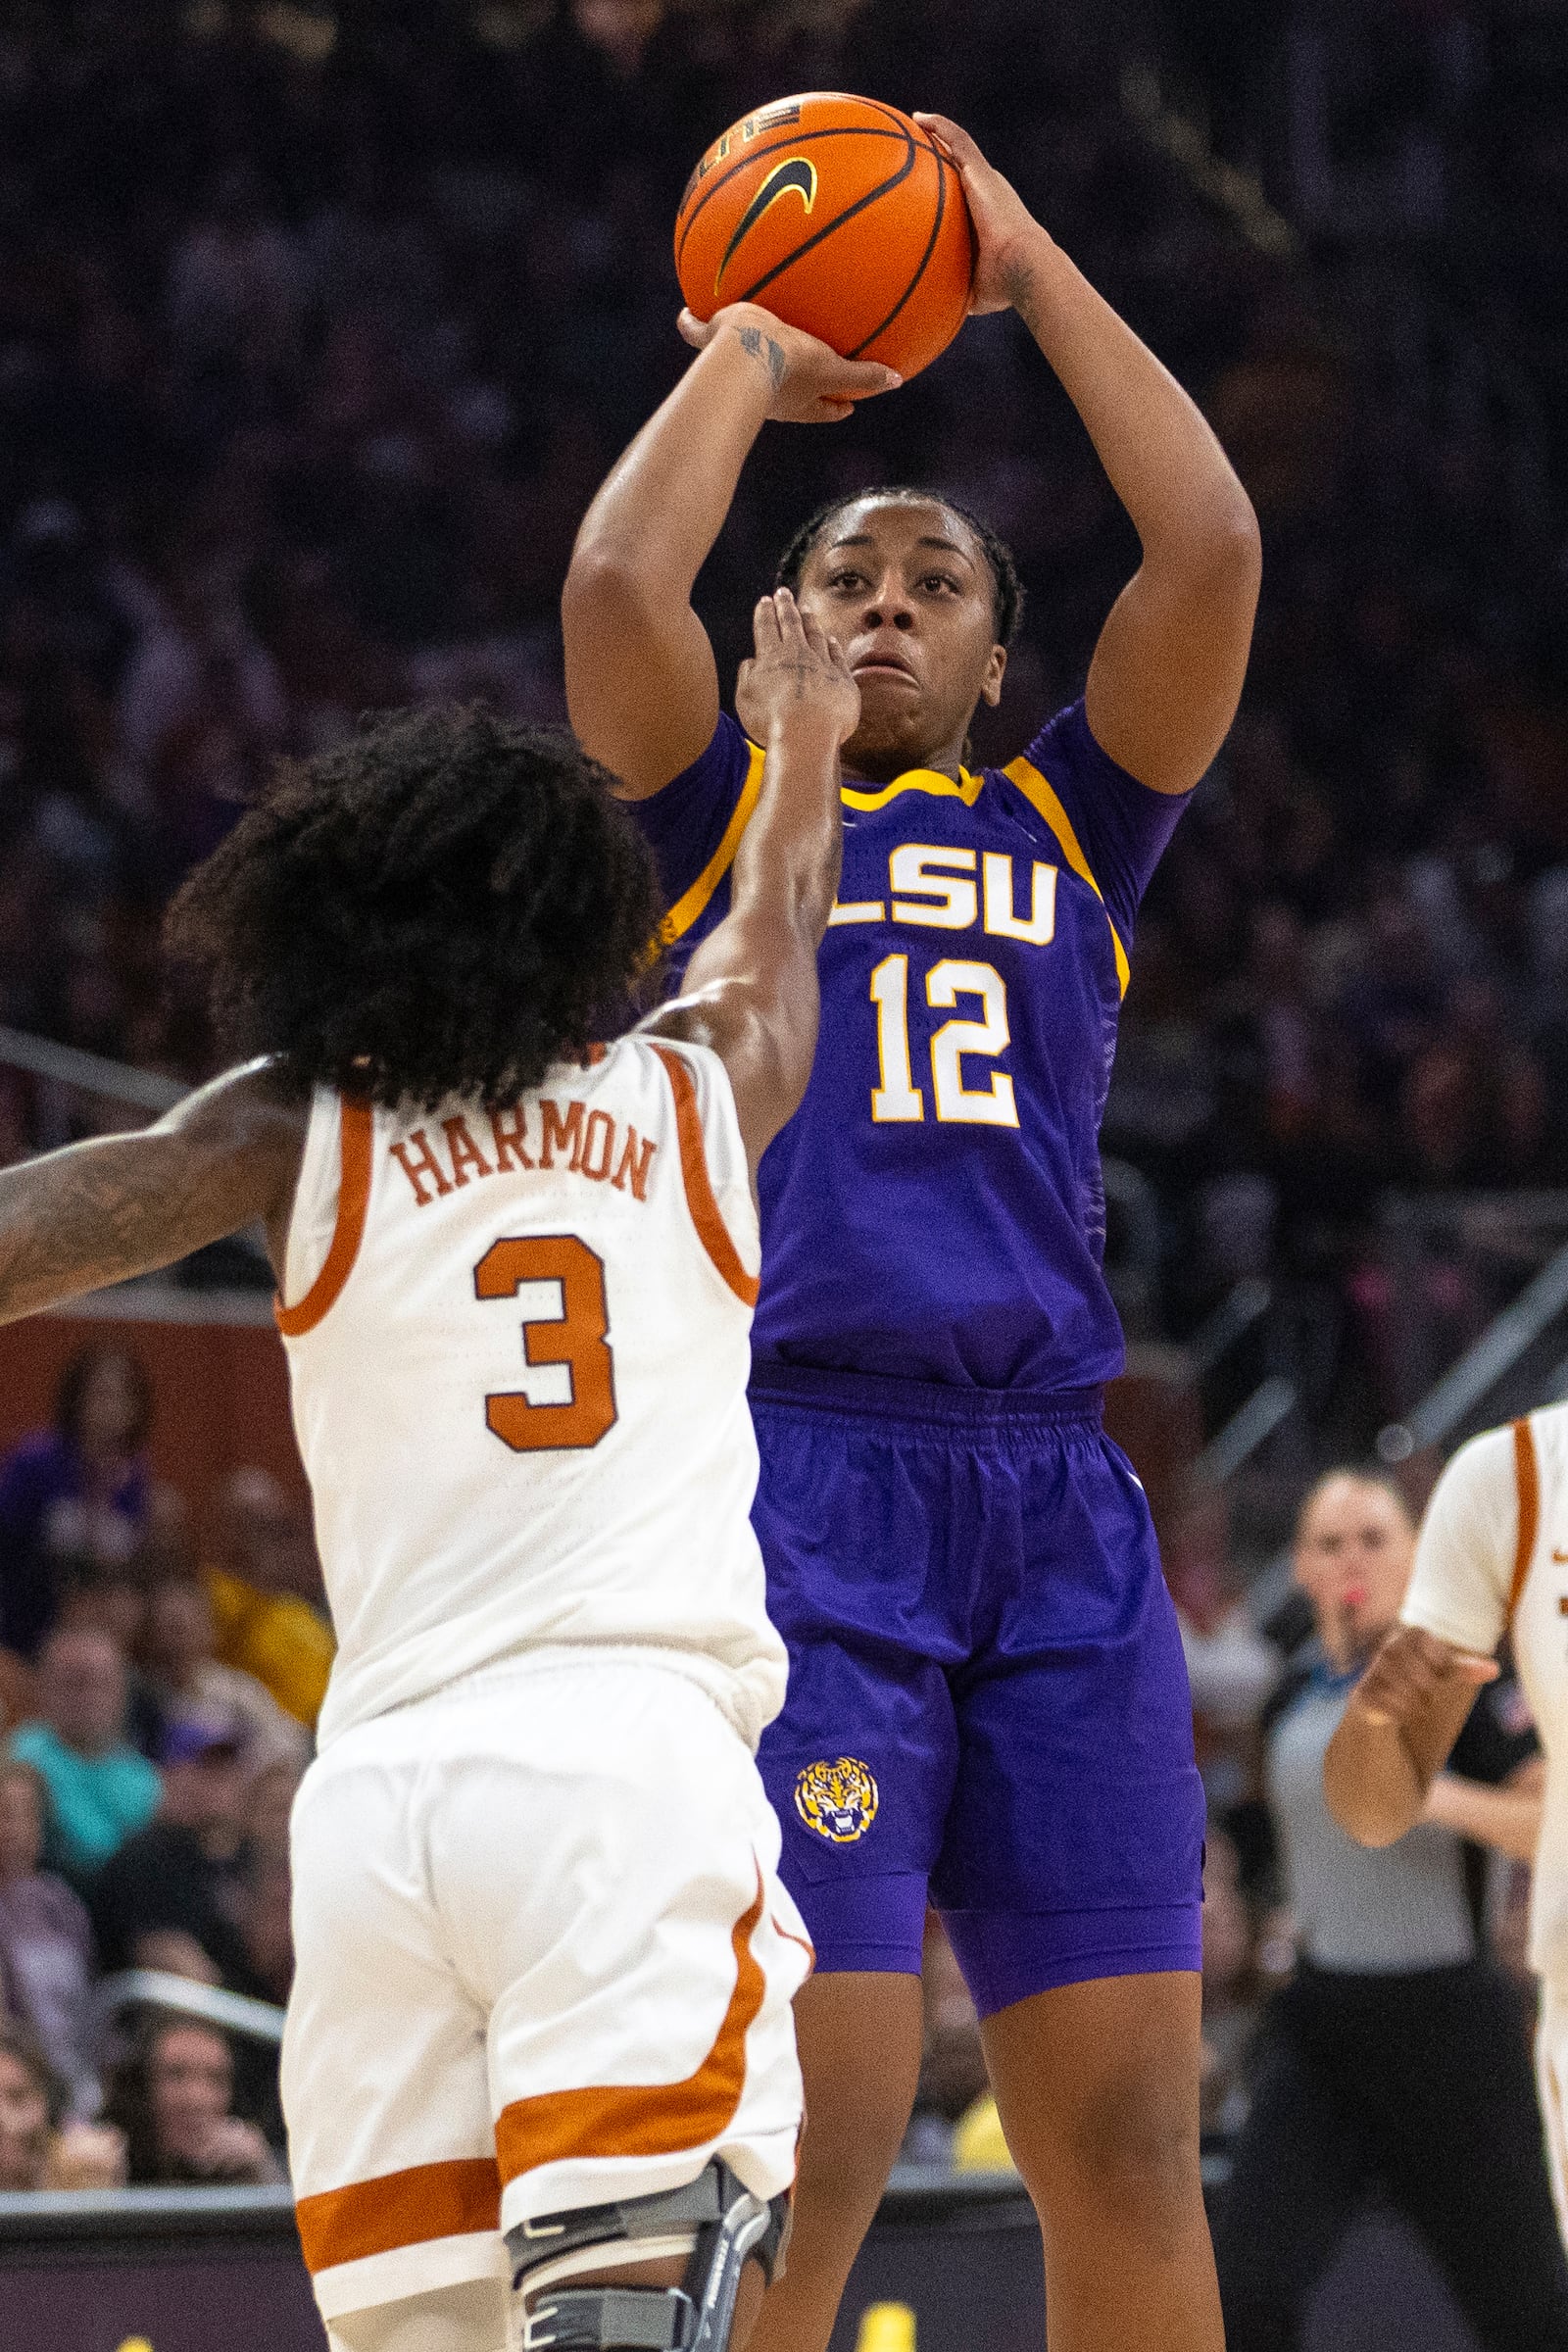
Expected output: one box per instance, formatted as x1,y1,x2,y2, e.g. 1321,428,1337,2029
0,1063,305,1326
644,588,854,1169
562,310,898,800
918,113,1261,798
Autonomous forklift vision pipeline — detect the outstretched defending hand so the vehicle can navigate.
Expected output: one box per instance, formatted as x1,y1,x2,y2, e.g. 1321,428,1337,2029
679,301,901,423
737,588,860,749
1350,1623,1497,1731
914,113,1049,317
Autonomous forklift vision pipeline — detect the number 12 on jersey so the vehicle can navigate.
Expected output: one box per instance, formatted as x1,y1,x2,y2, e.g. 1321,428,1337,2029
870,955,1018,1126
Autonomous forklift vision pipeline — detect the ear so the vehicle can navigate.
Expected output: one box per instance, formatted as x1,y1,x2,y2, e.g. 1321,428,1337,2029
980,643,1006,709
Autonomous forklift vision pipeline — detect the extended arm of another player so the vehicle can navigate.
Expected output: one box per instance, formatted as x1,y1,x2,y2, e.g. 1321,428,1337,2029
563,316,897,800
1323,1626,1499,1848
1423,1763,1544,1867
645,591,854,1174
0,1063,306,1325
918,115,1260,798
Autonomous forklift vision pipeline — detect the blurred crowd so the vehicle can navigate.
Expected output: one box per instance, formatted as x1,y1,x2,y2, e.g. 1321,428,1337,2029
0,1344,325,2190
0,1,1561,1379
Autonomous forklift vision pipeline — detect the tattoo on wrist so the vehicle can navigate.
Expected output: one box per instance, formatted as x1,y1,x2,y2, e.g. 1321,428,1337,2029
736,323,787,393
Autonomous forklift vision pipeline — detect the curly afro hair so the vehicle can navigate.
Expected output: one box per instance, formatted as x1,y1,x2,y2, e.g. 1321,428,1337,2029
775,489,1025,649
166,707,662,1114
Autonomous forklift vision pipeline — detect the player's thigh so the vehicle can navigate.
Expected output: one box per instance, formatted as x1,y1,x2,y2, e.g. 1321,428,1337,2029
934,1423,1204,2017
285,1743,502,2316
980,1969,1205,2217
424,1662,812,2238
752,1393,964,1981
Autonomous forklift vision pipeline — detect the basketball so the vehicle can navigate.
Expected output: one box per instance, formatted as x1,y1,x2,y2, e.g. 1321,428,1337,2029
674,92,974,382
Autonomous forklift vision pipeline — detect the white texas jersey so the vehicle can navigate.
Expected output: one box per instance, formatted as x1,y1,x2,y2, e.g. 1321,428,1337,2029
1401,1401,1568,1977
275,1034,785,1752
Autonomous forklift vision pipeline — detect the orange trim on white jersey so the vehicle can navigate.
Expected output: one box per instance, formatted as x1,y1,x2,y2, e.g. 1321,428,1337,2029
1509,1413,1542,1624
275,1099,373,1338
649,1045,759,1307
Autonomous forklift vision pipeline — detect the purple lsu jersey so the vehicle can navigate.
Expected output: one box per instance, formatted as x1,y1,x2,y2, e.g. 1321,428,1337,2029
633,700,1191,1392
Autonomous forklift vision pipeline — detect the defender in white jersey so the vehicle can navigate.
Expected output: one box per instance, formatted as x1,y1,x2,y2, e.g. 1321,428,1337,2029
0,589,861,2352
1324,1411,1568,2232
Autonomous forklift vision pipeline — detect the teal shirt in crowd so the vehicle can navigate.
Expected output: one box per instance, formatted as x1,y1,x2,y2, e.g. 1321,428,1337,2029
8,1724,161,1879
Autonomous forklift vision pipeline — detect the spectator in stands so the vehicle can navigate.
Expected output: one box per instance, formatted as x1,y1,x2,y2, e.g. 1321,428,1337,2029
87,1719,260,1993
0,2022,124,2190
136,1576,308,1773
202,1470,333,1729
0,1759,98,2116
1212,1469,1568,2350
8,1627,161,1886
103,2013,280,2184
0,1347,154,1660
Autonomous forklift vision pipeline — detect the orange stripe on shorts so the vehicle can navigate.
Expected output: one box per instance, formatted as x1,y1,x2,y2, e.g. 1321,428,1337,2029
295,2154,500,2275
495,1869,767,2183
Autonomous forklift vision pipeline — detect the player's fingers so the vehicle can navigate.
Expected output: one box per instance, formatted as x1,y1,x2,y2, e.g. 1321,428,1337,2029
1454,1653,1501,1684
828,359,903,399
914,112,982,170
798,605,833,661
752,594,782,652
772,586,808,648
677,308,714,350
816,398,857,423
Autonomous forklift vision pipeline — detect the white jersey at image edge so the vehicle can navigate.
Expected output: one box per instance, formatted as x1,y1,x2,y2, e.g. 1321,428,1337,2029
1400,1399,1568,1979
277,1033,784,1751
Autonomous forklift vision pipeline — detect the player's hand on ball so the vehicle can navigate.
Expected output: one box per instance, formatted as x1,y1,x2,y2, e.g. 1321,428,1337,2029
1350,1624,1497,1732
680,302,901,423
737,589,860,749
914,114,1049,317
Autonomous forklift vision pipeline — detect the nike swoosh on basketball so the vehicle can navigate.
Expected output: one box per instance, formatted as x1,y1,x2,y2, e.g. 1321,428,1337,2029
715,158,817,295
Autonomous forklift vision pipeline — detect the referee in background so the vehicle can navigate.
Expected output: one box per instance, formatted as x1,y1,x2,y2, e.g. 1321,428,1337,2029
1212,1469,1568,2349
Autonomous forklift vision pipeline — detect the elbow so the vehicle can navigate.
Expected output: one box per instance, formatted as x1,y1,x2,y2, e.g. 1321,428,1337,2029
562,538,663,635
1195,496,1262,599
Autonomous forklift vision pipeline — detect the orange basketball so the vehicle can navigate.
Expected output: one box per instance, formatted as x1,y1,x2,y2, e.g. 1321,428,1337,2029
674,92,974,382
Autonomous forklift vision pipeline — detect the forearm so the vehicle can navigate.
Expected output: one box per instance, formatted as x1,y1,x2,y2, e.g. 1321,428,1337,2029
720,726,844,947
1323,1706,1429,1847
0,1064,301,1324
1008,231,1254,564
1423,1772,1543,1866
566,325,775,606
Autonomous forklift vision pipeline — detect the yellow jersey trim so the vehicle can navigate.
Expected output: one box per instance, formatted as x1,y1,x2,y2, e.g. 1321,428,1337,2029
660,741,766,945
1002,755,1130,997
840,765,983,813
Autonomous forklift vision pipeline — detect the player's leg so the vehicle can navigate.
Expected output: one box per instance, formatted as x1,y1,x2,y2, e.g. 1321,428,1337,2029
934,1403,1214,2351
742,1968,924,2352
282,1734,512,2346
432,1660,812,2352
739,1378,965,2352
980,1972,1219,2351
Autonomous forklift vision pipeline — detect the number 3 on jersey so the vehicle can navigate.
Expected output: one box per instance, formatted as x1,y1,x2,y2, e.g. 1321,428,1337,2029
475,1236,618,1451
870,955,1018,1126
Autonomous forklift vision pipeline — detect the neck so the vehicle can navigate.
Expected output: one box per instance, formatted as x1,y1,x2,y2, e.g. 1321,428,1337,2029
843,737,966,788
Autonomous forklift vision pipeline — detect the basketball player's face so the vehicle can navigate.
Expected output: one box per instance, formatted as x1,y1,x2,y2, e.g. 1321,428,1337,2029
794,498,1006,782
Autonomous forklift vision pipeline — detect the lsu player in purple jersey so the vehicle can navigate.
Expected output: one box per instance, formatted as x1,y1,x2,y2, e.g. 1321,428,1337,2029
564,116,1259,2352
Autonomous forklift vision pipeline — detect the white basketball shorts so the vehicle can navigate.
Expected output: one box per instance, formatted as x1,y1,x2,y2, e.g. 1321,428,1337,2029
282,1654,812,2322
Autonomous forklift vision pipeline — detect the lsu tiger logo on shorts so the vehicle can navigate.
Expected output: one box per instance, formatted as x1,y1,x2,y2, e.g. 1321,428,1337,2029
794,1757,879,1844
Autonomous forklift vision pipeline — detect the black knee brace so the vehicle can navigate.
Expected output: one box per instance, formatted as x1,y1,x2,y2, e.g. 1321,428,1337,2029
508,2159,791,2352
